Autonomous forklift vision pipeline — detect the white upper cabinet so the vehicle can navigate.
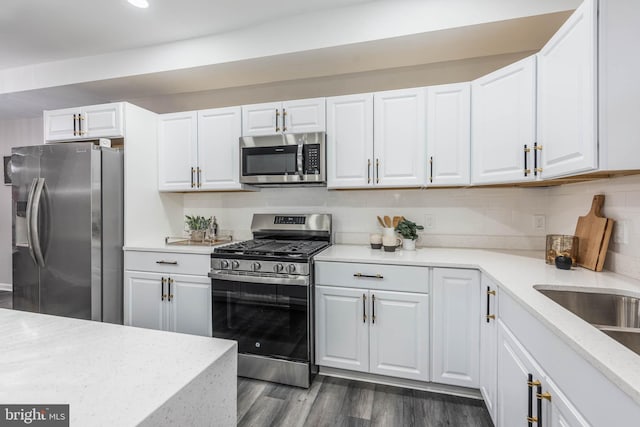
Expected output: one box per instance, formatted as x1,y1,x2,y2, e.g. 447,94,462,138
197,107,242,190
537,0,597,179
471,56,537,185
426,83,471,186
241,98,325,136
158,107,246,192
44,102,124,142
374,88,426,187
158,112,198,191
326,93,374,189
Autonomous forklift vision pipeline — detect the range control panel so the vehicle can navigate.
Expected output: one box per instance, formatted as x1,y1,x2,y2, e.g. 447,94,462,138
274,216,306,225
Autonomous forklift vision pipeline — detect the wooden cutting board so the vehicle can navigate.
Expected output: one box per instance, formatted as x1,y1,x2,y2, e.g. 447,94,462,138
574,195,614,271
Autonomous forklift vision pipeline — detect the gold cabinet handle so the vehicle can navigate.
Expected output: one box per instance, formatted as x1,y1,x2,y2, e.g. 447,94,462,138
367,159,371,184
191,167,195,188
197,167,202,188
161,277,167,301
275,109,280,132
168,278,174,301
375,158,380,184
487,289,496,296
537,392,552,401
372,294,376,324
486,314,496,320
353,273,383,279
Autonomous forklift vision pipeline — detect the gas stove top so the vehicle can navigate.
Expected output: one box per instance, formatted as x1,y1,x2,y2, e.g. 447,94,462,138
214,239,330,257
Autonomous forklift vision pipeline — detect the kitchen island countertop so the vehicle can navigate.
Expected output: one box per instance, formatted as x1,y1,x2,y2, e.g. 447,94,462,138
0,309,237,426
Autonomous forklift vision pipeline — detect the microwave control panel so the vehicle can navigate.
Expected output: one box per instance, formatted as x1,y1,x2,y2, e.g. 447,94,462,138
303,144,321,175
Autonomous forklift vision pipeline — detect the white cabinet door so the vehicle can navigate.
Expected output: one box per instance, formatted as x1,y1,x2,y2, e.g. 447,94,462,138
479,275,499,424
283,98,326,133
315,286,369,373
431,268,480,388
242,102,280,136
546,376,590,427
82,103,124,138
326,93,374,189
537,0,597,179
124,271,165,331
471,56,537,184
44,107,79,142
369,290,429,381
497,320,538,427
374,88,426,187
169,274,212,337
158,111,198,191
197,106,242,190
426,83,471,186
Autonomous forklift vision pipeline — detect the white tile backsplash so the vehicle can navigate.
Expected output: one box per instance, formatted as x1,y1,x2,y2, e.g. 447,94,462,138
184,175,640,281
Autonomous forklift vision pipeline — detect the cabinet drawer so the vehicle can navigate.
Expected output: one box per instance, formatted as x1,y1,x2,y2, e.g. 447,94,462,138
315,261,428,293
125,251,210,276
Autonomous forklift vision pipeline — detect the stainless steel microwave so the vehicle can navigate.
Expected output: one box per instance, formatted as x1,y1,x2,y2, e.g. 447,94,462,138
239,132,326,185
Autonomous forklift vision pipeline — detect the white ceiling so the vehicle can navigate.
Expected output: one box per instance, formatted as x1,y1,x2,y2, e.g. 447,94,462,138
0,0,374,69
0,0,582,120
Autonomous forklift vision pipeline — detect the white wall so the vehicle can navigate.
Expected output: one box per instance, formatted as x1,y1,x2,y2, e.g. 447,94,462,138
183,186,549,250
547,174,640,280
0,117,43,289
184,175,640,282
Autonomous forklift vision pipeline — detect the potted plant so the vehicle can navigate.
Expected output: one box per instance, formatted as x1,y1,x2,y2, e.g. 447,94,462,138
185,215,212,242
395,218,424,251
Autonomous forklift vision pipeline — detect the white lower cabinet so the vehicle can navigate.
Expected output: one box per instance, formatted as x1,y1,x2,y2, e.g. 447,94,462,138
497,320,588,427
315,261,429,382
479,274,498,424
316,285,428,381
124,251,212,337
125,271,212,337
431,268,480,388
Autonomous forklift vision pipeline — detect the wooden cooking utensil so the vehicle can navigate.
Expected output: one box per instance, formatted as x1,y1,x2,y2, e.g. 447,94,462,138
384,215,392,228
377,216,386,228
392,216,401,228
574,195,614,271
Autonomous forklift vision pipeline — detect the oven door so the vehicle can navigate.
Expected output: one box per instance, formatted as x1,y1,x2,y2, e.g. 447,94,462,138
211,273,309,362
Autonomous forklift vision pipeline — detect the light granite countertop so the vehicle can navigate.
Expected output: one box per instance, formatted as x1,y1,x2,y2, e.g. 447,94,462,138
0,309,237,426
315,245,640,406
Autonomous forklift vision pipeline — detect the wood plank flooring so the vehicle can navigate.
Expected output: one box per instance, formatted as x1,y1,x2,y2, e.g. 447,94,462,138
0,291,12,309
238,376,494,427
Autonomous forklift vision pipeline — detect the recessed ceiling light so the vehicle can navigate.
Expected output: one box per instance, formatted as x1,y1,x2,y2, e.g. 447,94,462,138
128,0,149,8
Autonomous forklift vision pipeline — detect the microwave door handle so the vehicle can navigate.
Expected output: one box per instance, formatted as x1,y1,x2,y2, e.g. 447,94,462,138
297,143,304,178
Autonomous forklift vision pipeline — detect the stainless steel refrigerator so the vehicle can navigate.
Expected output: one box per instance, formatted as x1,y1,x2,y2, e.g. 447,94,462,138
11,142,123,323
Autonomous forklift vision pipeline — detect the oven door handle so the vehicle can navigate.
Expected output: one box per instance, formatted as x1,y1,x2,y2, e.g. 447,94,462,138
209,271,309,286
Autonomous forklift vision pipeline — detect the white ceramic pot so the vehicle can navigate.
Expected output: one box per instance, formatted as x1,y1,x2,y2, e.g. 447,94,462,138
402,238,416,251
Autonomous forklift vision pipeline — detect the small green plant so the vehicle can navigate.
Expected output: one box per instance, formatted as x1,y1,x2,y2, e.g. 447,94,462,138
395,219,424,240
185,215,212,231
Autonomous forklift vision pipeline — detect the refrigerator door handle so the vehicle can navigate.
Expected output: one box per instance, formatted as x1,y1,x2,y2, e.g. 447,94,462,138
31,178,46,268
25,178,39,265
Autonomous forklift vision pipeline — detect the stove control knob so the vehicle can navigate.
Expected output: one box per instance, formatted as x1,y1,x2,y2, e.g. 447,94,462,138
273,263,284,273
252,262,261,271
287,264,296,274
220,260,229,269
231,260,240,270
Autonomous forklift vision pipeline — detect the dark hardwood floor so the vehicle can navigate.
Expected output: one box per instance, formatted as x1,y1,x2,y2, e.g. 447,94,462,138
0,291,12,309
238,376,494,427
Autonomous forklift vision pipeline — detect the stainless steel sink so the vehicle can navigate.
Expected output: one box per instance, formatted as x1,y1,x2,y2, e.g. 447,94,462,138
535,286,640,356
600,328,640,355
535,287,640,328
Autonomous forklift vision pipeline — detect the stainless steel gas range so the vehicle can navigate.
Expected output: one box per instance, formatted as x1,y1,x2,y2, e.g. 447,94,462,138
209,213,332,388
